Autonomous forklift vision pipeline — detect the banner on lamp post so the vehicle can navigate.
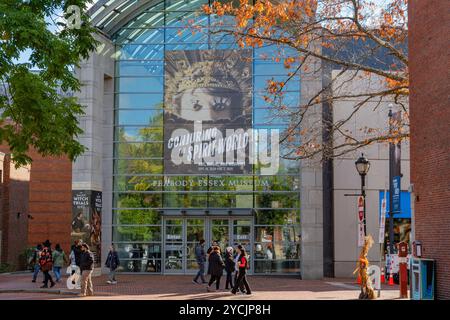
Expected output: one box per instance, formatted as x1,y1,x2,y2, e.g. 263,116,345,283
358,196,365,247
379,192,387,244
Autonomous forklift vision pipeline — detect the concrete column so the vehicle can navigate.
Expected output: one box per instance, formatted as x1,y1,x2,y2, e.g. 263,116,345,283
299,54,324,280
74,33,115,274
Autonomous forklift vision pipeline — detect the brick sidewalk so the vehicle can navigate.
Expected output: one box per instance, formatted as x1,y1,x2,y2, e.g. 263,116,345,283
0,272,405,300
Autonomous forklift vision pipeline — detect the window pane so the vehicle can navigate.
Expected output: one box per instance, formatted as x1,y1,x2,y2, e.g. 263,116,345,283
255,193,299,208
113,226,161,242
117,93,163,109
115,159,164,174
117,110,163,126
115,193,162,208
113,209,161,225
115,142,163,158
115,126,163,143
255,209,300,225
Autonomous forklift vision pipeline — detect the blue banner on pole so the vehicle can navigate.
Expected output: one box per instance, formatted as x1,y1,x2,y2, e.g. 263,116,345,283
392,176,401,213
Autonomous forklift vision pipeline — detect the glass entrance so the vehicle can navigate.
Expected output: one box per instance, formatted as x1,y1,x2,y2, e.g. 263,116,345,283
162,216,253,274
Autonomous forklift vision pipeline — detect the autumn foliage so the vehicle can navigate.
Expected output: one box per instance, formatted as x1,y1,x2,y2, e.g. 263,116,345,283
202,0,409,160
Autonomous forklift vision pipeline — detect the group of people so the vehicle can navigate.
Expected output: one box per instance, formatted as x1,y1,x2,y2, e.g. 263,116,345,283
30,239,96,297
193,240,252,295
30,240,67,288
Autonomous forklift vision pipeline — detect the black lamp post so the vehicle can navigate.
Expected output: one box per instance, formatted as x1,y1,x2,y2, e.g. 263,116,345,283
355,154,370,235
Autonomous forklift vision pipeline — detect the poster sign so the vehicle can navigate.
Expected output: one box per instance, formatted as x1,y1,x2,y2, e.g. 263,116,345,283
358,196,365,247
71,190,102,266
164,49,253,174
379,193,387,244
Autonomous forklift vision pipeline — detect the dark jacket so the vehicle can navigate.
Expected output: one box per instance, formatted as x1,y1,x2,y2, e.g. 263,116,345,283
208,251,225,277
71,245,83,266
224,252,235,273
80,251,94,271
195,244,206,263
105,250,120,270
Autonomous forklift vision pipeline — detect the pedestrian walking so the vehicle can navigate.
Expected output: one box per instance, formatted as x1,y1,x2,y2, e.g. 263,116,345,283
193,239,207,284
224,246,235,290
233,247,246,293
68,240,82,289
39,242,55,288
52,244,68,283
79,243,95,297
231,245,251,295
105,244,120,284
206,240,218,277
31,244,43,283
206,246,225,292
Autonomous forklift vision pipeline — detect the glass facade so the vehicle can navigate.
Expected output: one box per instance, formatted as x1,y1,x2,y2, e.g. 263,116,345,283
112,0,301,274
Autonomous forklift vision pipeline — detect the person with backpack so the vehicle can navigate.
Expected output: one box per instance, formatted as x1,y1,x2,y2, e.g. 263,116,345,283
105,244,120,284
224,247,235,290
52,244,68,283
193,239,207,284
206,246,225,292
79,243,95,297
231,245,251,295
39,243,55,288
31,244,43,283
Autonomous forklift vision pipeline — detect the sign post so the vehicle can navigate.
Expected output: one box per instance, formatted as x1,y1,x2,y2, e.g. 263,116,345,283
378,191,387,297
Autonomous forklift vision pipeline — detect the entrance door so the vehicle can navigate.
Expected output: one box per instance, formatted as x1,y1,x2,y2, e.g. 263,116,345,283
208,217,253,273
163,216,252,274
163,218,205,274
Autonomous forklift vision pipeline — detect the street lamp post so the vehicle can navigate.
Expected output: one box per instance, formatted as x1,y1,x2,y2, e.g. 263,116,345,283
355,154,371,235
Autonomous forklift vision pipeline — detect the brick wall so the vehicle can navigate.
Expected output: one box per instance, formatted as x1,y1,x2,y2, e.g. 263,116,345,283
409,0,450,299
28,153,72,255
0,145,72,268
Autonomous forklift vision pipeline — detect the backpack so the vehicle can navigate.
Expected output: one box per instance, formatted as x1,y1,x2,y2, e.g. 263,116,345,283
39,249,53,271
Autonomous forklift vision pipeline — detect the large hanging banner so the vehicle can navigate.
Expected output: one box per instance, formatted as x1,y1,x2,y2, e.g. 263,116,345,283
71,190,102,266
164,49,253,174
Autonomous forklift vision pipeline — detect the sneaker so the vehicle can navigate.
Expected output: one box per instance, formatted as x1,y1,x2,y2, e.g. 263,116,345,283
206,286,215,292
50,282,56,288
192,280,199,285
112,281,117,284
40,285,48,288
106,280,112,284
32,280,36,283
77,294,86,297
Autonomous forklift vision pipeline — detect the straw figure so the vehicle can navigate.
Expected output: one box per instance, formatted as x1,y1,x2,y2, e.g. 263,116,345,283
353,235,376,299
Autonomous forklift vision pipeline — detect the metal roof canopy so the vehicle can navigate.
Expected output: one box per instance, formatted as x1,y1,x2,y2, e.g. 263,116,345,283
87,0,207,38
88,0,157,37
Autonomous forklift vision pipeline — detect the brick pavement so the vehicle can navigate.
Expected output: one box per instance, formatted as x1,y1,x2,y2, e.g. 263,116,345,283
0,272,405,300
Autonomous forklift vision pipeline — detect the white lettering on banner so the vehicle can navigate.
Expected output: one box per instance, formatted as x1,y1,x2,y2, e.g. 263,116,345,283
379,196,387,244
166,121,280,175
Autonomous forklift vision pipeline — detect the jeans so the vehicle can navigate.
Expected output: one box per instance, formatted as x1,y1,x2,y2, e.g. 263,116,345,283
225,271,233,289
108,269,116,282
193,262,206,283
32,264,40,281
53,266,62,281
208,275,222,290
232,271,251,294
43,270,54,286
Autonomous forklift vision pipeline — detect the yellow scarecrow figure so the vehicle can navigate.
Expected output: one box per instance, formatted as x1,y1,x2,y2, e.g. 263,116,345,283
353,235,376,299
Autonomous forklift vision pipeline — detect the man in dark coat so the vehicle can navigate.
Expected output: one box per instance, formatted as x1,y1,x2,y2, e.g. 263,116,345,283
105,244,120,284
206,246,225,292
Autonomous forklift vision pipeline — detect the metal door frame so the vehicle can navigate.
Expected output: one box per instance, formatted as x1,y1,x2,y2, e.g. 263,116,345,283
162,215,253,275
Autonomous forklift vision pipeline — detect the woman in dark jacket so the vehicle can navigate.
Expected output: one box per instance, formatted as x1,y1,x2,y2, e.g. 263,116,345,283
224,247,235,289
206,246,225,292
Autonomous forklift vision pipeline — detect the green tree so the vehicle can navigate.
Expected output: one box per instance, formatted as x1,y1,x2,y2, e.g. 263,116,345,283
0,0,98,165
